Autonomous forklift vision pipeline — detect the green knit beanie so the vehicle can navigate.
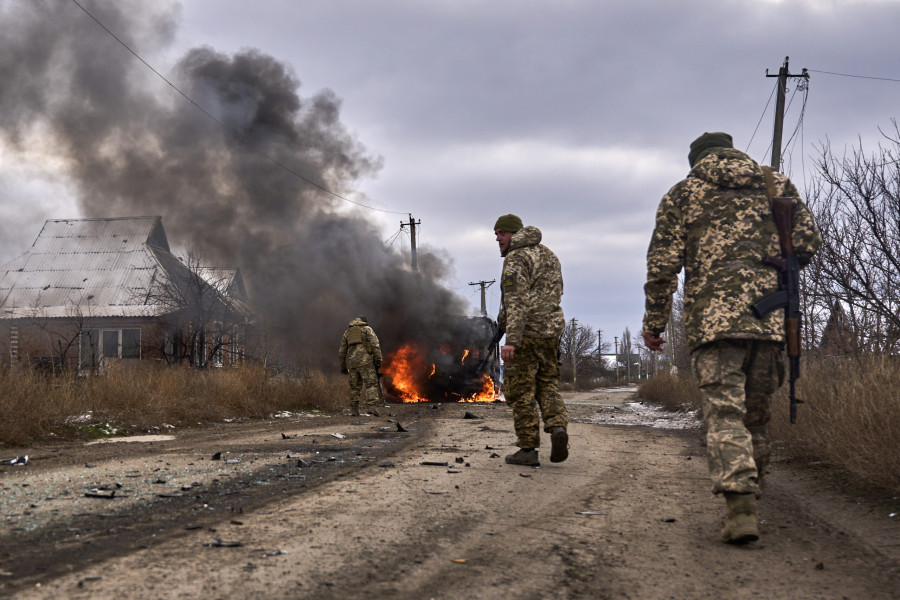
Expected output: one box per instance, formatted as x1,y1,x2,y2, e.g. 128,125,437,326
688,132,733,167
493,214,523,233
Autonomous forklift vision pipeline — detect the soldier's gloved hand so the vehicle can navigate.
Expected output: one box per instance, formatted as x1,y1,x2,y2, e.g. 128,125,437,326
341,369,348,375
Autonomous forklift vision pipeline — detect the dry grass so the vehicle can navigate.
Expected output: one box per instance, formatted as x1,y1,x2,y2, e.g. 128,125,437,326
0,364,348,446
769,355,900,495
641,355,900,495
638,370,702,413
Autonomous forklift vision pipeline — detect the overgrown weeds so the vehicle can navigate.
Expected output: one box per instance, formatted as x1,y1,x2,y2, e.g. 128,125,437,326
0,364,348,446
640,354,900,495
770,354,900,495
638,370,702,413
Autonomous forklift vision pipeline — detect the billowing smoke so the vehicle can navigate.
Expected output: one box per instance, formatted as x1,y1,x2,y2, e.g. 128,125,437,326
0,0,473,369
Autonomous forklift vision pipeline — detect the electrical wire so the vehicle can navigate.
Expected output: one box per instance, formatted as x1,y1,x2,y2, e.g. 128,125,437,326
746,80,778,154
68,0,408,215
808,69,900,83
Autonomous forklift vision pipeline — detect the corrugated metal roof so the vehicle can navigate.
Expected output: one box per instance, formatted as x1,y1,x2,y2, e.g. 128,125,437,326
0,217,181,319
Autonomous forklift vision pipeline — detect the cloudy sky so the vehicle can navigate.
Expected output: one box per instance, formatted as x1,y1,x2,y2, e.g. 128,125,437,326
2,0,898,346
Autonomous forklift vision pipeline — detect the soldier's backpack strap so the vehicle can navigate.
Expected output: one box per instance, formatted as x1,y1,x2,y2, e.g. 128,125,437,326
760,165,777,207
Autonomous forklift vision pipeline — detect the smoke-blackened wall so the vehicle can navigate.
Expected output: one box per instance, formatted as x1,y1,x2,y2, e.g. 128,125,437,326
0,0,468,368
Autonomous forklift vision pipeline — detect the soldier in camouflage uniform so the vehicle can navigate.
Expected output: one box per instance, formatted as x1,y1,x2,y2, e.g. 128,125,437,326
641,132,821,544
494,214,569,467
339,316,384,417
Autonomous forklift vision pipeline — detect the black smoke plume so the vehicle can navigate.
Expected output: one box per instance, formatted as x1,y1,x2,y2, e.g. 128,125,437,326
0,0,473,369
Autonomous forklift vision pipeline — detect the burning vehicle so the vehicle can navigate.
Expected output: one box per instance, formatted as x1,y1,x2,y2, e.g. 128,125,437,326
382,316,501,403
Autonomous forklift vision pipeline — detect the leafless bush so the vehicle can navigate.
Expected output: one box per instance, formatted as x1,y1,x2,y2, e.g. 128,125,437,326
638,371,702,413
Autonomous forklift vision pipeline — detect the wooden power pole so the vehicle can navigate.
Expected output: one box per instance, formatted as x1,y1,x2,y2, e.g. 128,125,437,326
468,280,495,316
400,214,421,271
766,56,809,172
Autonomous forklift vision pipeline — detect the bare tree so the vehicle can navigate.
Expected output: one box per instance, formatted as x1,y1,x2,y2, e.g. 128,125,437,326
560,319,596,387
141,251,250,368
806,122,900,354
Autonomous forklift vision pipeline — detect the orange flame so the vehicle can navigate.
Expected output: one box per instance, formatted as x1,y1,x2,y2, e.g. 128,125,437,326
458,374,498,403
383,342,430,403
461,349,470,364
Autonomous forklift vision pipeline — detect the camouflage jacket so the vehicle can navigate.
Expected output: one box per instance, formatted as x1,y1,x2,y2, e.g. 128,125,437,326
339,318,383,370
498,226,565,345
643,148,822,351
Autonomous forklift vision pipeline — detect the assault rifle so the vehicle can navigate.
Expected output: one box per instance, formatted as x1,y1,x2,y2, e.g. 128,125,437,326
751,196,803,423
475,327,505,373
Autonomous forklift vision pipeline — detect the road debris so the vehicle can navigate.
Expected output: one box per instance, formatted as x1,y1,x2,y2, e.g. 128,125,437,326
331,433,345,439
576,511,604,516
5,455,28,466
281,433,297,439
205,538,243,548
85,489,116,499
421,461,450,467
463,411,481,419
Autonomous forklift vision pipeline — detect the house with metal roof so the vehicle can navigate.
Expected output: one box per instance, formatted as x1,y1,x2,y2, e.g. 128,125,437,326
0,217,251,372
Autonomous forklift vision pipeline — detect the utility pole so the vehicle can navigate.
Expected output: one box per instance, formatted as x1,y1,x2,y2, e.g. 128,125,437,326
766,56,809,172
614,336,619,385
400,214,421,271
569,318,578,388
468,280,495,316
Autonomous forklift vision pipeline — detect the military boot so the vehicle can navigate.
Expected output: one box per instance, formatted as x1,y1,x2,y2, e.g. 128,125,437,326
549,427,569,463
721,492,760,544
505,448,539,466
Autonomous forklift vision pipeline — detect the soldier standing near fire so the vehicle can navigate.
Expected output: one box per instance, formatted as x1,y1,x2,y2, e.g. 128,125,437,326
339,316,383,417
493,214,569,467
641,132,821,544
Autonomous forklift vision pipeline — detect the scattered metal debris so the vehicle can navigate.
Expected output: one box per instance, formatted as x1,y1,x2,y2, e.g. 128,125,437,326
6,455,28,466
85,489,116,499
281,433,297,439
205,537,243,548
577,511,604,516
396,422,408,432
421,461,450,467
211,452,222,461
378,461,395,468
463,411,481,419
331,433,345,439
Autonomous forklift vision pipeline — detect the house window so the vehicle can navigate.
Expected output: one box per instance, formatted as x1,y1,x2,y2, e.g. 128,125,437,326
230,324,240,363
81,328,141,366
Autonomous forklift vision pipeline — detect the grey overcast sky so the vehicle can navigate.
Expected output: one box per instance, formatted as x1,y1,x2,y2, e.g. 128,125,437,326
2,0,899,344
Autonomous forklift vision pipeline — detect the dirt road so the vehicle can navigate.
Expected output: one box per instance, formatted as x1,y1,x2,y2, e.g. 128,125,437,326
1,389,897,599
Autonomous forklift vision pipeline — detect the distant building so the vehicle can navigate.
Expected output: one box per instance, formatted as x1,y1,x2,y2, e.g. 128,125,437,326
0,217,251,372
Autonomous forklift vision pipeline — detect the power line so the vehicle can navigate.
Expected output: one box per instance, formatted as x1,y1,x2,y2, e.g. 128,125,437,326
808,69,900,83
746,80,778,154
68,0,407,215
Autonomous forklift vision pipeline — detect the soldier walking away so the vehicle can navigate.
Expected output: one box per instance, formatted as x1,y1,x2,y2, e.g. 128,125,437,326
641,132,821,544
493,214,569,467
339,316,384,417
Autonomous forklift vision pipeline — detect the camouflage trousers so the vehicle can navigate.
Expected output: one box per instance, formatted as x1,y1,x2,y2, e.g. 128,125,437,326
347,355,381,409
503,335,568,449
691,339,785,497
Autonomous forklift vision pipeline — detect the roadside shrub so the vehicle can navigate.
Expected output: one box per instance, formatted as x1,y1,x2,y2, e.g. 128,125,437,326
0,364,347,446
638,370,702,413
769,354,900,495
